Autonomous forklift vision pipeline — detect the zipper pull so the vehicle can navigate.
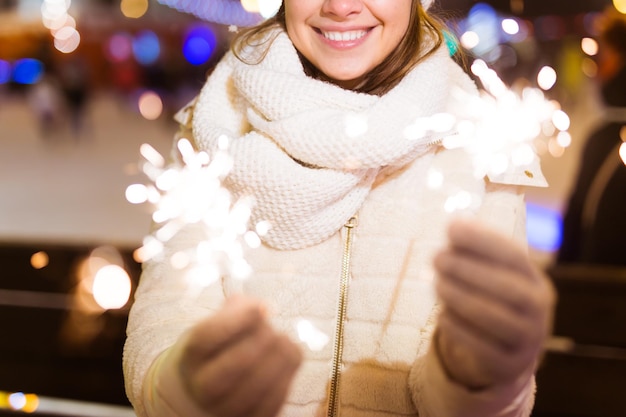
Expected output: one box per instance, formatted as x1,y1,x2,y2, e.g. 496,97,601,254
345,216,358,229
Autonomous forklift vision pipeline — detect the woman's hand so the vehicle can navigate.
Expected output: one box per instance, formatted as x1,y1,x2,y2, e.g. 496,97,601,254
178,296,303,417
433,218,556,390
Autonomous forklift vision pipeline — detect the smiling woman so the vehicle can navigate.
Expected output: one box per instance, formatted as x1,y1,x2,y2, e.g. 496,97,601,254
123,1,556,417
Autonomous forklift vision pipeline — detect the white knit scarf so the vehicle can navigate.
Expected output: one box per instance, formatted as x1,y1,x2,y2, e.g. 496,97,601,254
193,30,477,250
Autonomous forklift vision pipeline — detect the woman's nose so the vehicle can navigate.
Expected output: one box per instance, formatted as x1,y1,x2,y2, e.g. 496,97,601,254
321,0,363,19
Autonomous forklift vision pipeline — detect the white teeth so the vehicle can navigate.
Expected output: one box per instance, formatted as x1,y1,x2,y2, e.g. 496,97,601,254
322,30,367,42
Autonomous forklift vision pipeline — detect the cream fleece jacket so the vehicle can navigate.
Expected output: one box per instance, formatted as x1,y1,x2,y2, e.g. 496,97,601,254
123,133,546,416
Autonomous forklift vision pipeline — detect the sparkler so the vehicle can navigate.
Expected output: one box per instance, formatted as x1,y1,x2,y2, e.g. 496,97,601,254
127,134,329,350
399,59,567,213
449,59,569,179
126,135,262,291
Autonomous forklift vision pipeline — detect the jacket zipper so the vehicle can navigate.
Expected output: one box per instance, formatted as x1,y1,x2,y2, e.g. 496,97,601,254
327,216,358,417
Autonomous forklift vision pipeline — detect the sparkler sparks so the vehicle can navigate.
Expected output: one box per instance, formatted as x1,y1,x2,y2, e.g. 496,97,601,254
442,59,568,181
127,136,262,290
127,135,330,350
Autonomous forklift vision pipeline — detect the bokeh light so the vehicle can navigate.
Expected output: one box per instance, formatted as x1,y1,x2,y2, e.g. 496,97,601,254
0,391,39,413
133,30,161,65
556,131,572,148
581,57,598,77
137,90,164,120
30,251,50,270
43,12,74,31
257,0,282,18
501,18,520,35
548,138,566,158
537,66,557,90
183,25,217,65
552,109,571,131
92,264,132,310
53,26,81,53
581,37,599,56
0,60,11,84
105,32,134,63
12,59,44,85
21,394,39,413
8,393,26,411
157,0,260,26
240,0,260,13
465,3,499,56
460,31,480,49
526,203,563,252
614,0,626,14
40,0,70,23
120,0,149,19
126,183,150,204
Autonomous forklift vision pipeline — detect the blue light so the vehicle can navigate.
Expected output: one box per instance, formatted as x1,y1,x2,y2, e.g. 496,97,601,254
13,58,44,85
183,25,217,66
0,60,11,84
526,203,563,252
133,30,161,66
466,2,500,57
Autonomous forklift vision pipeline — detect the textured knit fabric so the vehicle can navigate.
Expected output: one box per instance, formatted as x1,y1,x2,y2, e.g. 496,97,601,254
123,27,544,417
192,31,477,250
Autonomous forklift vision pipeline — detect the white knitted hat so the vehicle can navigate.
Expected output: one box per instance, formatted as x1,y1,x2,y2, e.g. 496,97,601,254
422,0,434,9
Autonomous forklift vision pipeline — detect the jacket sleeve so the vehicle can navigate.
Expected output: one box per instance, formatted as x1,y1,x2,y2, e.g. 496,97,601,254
122,222,227,417
408,163,548,417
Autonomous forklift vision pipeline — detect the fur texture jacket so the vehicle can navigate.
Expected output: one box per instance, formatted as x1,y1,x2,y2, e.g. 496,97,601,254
123,29,547,417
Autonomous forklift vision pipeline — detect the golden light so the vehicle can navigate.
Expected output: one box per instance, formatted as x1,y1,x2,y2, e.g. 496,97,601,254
120,0,149,19
92,265,132,310
21,394,39,413
582,58,598,78
614,0,626,14
30,251,49,270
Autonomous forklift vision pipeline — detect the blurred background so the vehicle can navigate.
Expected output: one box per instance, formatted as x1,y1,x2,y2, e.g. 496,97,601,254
0,0,625,416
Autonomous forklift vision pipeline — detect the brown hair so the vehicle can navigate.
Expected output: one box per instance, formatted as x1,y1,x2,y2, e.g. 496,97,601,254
231,1,445,96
